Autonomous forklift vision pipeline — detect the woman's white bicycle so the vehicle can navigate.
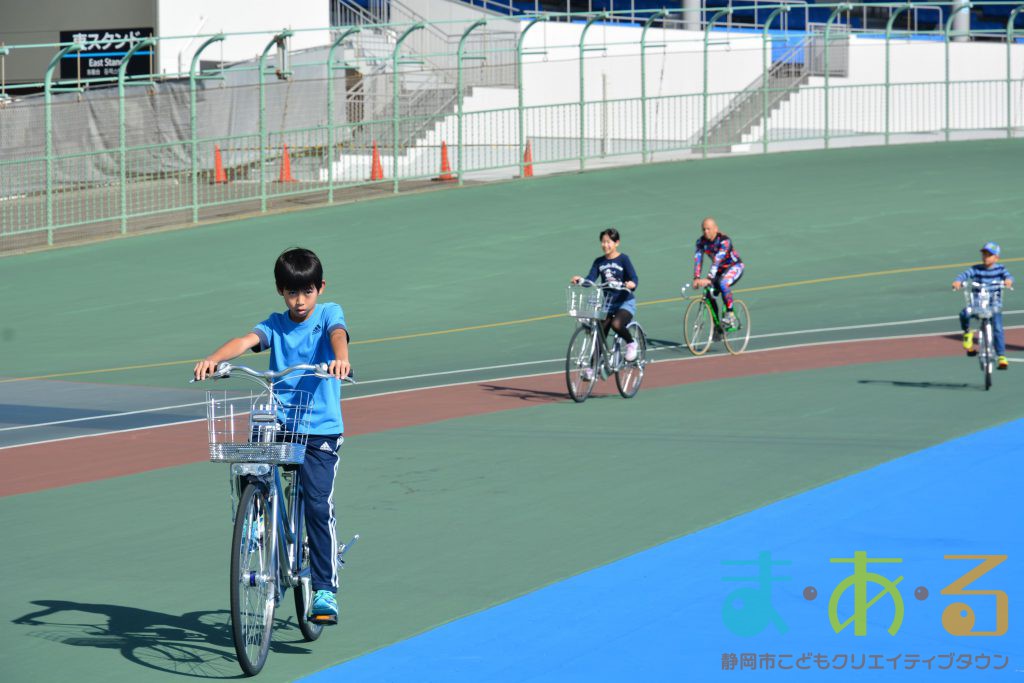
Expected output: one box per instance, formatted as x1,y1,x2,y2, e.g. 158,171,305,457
564,281,650,403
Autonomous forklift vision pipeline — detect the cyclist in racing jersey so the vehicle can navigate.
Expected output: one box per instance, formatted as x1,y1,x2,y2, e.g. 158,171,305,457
693,217,744,329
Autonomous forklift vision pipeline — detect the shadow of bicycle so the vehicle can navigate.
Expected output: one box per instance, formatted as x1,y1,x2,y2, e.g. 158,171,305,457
14,600,311,678
857,379,976,391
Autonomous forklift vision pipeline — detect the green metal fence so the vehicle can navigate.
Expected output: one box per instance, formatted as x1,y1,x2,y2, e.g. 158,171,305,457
1,2,1023,253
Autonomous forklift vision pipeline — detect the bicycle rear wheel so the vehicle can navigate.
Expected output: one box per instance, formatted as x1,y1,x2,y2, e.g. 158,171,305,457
293,504,324,642
566,325,599,403
230,482,275,676
684,298,715,356
722,300,751,355
615,323,648,399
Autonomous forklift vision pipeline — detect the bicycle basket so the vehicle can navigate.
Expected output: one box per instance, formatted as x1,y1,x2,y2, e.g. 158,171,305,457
566,284,608,319
965,286,1002,319
205,390,314,465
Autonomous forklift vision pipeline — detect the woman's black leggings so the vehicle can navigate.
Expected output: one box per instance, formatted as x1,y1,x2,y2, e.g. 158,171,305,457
601,309,634,343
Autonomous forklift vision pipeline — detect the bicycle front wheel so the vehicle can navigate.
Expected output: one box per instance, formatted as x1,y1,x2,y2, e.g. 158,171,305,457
981,323,993,390
683,298,715,356
230,482,275,676
723,300,751,355
566,325,599,403
615,323,648,399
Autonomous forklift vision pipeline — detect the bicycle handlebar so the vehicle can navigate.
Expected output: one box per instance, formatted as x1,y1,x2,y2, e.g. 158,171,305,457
191,362,355,384
575,278,630,291
956,281,1013,291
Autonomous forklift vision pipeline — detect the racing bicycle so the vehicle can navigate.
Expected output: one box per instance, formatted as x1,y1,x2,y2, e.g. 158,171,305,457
681,284,751,356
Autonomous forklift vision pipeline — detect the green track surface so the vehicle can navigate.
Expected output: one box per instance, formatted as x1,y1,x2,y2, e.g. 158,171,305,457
1,355,1020,682
2,140,1022,392
2,141,1023,681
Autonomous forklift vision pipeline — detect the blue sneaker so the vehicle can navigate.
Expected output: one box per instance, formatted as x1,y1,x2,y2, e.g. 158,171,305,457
310,590,338,625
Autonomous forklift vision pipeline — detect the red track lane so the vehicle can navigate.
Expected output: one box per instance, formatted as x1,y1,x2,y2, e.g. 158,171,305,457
1,331,1008,497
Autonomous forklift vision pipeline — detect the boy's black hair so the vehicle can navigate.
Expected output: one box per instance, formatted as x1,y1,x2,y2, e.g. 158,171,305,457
600,227,621,242
275,248,324,292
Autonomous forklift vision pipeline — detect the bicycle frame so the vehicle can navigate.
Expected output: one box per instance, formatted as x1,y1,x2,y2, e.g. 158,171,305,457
270,467,305,596
577,318,627,378
699,287,725,327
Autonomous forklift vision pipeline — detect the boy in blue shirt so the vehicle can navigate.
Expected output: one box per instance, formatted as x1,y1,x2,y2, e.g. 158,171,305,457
194,248,351,622
952,242,1014,370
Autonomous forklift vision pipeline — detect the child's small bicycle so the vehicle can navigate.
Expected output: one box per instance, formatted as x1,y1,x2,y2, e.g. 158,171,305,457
960,281,1010,391
564,281,649,403
681,284,751,356
197,362,357,676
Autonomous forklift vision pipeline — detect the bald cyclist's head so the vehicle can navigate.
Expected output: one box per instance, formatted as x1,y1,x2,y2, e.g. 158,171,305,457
701,217,719,240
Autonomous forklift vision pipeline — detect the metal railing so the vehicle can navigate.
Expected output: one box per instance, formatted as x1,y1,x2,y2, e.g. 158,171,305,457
1,2,1023,253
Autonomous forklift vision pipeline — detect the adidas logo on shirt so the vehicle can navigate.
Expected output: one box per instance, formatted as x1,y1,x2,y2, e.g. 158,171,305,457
313,323,322,334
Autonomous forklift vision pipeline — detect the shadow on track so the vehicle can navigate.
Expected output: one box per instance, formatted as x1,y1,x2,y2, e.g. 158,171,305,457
479,384,568,402
13,600,310,678
857,379,976,391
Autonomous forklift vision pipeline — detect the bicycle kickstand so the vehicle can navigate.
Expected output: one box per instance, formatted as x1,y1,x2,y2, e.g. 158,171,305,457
337,533,360,567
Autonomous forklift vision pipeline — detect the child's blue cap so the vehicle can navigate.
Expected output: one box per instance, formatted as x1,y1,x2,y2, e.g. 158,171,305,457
981,242,1001,256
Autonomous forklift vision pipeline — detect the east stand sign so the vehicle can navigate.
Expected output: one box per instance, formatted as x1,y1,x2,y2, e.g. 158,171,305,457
59,28,154,80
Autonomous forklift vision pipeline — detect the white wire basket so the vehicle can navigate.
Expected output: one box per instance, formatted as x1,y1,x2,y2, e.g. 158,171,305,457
964,284,1003,319
205,390,314,465
566,284,608,319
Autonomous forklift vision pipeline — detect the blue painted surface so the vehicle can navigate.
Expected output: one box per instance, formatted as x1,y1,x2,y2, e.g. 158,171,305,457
305,421,1024,682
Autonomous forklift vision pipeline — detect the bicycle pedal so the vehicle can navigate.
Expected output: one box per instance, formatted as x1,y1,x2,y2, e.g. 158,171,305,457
308,614,338,626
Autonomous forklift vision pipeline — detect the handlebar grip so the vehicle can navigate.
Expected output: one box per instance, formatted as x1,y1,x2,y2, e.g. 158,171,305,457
189,361,229,383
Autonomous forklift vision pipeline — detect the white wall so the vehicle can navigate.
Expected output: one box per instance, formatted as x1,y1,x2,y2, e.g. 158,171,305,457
157,0,330,76
517,22,766,141
520,22,765,104
749,36,1024,140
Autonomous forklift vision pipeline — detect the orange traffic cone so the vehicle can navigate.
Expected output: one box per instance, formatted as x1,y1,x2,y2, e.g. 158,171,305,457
369,140,384,181
278,144,296,183
433,141,455,182
212,144,227,184
521,140,534,178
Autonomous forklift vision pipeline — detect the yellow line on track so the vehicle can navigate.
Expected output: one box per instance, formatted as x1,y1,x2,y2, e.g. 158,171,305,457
4,257,1021,383
640,258,1024,307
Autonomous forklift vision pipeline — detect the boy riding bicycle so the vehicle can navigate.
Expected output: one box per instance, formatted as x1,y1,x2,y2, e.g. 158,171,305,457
692,217,744,329
194,247,351,623
952,241,1014,370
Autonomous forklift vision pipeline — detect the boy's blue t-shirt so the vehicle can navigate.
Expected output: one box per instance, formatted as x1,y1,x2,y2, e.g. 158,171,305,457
252,302,348,435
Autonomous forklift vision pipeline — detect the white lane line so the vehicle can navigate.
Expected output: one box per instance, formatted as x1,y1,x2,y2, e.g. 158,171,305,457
3,325,1018,452
0,312,1014,436
748,310,1023,340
